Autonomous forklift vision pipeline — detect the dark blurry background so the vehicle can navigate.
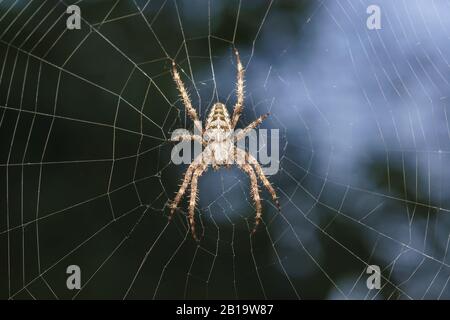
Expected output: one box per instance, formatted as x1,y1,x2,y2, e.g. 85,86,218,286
1,0,450,299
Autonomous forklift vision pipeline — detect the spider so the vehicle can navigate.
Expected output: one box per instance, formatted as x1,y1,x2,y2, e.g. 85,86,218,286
169,48,279,241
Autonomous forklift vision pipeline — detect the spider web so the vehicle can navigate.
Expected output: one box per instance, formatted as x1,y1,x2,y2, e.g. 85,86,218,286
1,0,450,300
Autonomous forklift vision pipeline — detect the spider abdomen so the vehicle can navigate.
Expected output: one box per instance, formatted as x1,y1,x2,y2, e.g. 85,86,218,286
205,102,231,131
203,102,234,167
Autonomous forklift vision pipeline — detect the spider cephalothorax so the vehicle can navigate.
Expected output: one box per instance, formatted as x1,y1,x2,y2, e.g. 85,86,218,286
169,49,279,241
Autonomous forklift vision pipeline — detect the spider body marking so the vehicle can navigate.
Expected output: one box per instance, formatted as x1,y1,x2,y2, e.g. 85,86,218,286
204,103,234,169
169,49,279,241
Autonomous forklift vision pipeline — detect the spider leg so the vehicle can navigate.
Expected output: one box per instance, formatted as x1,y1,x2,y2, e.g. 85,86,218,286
234,113,269,142
238,162,262,234
170,134,205,146
189,163,208,241
231,48,245,129
172,61,203,133
169,154,203,219
237,148,280,210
